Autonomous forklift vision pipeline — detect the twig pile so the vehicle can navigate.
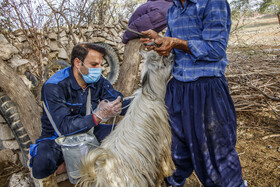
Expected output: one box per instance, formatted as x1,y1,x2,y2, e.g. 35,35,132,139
226,47,280,123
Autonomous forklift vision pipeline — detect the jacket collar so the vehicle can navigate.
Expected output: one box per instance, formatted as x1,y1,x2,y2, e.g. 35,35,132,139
69,67,96,90
173,0,197,7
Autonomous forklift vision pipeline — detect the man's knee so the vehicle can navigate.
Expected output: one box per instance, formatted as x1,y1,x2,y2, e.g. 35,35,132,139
32,151,57,179
31,141,62,179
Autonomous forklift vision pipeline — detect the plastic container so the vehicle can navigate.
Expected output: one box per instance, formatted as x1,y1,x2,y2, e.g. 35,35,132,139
55,133,99,184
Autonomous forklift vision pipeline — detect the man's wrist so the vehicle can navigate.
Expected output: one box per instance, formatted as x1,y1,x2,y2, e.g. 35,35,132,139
92,113,102,124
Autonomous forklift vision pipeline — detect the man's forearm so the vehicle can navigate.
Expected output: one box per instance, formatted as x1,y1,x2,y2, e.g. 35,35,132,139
172,38,191,54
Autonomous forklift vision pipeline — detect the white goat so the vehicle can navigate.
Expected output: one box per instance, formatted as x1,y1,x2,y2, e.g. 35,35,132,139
79,50,175,187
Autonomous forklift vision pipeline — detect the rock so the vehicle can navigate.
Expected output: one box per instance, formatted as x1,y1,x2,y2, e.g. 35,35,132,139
114,37,122,43
60,30,67,38
16,35,27,43
102,32,110,39
116,44,123,50
16,150,24,167
59,36,68,46
0,149,18,163
89,37,106,43
0,121,15,140
21,41,33,55
48,32,57,40
42,57,49,66
10,56,29,68
0,34,9,44
105,40,116,46
0,43,19,60
0,140,3,149
13,30,24,37
110,28,119,37
3,140,20,150
81,28,87,35
49,41,61,52
19,75,33,89
58,48,68,60
88,25,94,32
49,52,58,59
9,172,30,187
0,114,5,123
73,34,80,43
115,24,122,30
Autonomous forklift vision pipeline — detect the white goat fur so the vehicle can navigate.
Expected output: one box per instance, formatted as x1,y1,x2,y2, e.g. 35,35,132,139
79,50,175,187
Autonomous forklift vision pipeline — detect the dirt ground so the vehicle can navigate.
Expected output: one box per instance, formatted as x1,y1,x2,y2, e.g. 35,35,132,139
0,14,279,187
227,14,280,187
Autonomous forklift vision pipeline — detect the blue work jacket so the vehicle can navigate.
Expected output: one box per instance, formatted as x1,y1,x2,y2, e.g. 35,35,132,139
39,67,129,139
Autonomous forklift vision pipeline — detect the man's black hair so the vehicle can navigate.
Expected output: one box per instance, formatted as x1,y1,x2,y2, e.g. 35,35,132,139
70,42,106,67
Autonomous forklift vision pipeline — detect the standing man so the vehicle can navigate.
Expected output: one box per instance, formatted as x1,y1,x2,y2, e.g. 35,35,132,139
141,0,245,186
29,43,129,186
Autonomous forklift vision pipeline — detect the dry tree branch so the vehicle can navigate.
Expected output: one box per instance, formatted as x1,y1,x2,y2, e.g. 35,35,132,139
44,0,78,45
77,0,88,34
250,84,280,102
0,166,25,178
262,134,280,140
265,101,280,122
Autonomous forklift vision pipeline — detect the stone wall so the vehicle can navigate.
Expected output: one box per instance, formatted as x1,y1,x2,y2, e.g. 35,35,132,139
9,23,126,65
0,115,20,165
0,34,33,88
0,23,128,89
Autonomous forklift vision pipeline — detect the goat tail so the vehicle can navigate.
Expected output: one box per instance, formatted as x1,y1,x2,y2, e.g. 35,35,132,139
78,147,113,187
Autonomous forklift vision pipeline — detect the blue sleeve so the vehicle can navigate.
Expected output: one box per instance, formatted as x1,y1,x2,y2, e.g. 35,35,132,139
165,9,171,37
188,0,231,62
100,79,130,115
42,83,96,136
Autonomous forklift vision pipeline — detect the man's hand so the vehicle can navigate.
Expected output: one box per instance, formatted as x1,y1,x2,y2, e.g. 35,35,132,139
141,29,160,40
140,29,191,56
140,29,162,51
140,30,175,56
154,37,175,56
93,96,122,122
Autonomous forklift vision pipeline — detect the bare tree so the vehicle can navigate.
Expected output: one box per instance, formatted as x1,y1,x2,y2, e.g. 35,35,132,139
258,0,280,25
0,0,50,98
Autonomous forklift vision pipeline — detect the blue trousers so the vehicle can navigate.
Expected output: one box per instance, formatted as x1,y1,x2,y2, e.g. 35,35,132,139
31,124,113,179
165,76,244,187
